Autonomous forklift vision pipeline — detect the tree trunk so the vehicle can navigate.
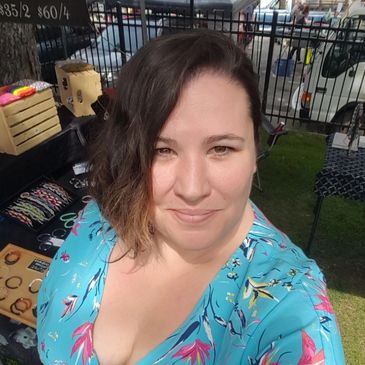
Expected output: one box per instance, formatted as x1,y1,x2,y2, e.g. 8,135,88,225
0,22,41,85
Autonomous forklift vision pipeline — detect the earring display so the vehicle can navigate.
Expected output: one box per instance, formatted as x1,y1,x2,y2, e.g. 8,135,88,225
0,243,51,328
0,177,77,231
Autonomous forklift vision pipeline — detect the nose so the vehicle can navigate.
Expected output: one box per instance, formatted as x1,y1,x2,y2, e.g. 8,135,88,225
173,155,211,204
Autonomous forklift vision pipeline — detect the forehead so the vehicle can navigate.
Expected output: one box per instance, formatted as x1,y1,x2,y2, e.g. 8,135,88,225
160,72,253,138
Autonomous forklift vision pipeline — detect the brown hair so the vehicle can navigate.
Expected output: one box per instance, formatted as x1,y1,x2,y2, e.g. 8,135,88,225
89,29,261,258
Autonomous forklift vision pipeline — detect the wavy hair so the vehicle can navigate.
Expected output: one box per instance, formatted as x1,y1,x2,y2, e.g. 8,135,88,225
89,29,261,258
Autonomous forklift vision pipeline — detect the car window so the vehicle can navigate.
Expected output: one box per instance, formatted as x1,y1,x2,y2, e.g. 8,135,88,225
322,16,365,78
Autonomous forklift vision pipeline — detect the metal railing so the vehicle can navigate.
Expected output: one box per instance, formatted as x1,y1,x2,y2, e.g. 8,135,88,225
36,5,365,133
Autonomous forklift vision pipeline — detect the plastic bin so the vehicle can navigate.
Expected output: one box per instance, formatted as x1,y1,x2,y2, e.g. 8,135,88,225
273,58,294,77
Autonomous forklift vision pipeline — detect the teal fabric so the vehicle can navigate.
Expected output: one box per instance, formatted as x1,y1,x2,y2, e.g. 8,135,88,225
37,201,345,365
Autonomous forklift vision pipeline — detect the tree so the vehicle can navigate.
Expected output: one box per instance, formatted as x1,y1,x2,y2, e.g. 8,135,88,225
0,22,41,85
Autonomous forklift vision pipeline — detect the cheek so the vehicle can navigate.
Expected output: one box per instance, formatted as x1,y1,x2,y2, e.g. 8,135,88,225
151,164,174,202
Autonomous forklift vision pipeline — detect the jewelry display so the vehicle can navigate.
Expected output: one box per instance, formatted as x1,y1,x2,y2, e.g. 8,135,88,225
28,278,42,294
4,250,21,265
0,244,52,328
36,228,67,251
1,178,76,231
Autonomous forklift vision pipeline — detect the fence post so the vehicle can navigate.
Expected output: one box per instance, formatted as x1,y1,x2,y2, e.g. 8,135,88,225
190,0,194,29
262,11,278,113
140,0,148,45
116,2,127,64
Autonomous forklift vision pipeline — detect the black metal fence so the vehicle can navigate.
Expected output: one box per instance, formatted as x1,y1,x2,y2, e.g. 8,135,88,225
36,4,365,133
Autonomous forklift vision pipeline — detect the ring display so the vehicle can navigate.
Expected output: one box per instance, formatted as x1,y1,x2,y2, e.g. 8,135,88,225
5,276,23,289
4,251,21,265
0,244,52,328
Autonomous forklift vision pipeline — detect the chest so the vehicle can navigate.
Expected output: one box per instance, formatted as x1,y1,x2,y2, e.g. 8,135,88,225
93,260,215,365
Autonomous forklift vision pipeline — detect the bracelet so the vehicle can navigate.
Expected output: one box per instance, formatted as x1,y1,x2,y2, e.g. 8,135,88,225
81,195,93,204
0,287,8,301
28,278,42,294
13,297,32,312
5,276,23,289
38,241,53,252
41,182,72,203
4,209,33,227
4,250,21,265
10,303,21,315
20,193,55,217
33,188,63,210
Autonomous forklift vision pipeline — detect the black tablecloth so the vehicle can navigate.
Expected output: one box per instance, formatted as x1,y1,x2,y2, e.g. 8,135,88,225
0,113,94,365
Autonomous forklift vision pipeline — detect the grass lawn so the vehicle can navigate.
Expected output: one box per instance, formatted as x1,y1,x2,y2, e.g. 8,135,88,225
251,130,365,365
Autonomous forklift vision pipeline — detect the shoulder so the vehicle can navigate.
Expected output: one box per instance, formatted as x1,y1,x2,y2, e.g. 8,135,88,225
240,202,345,364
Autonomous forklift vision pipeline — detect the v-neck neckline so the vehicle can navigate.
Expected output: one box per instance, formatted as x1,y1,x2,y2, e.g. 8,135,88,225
92,202,260,365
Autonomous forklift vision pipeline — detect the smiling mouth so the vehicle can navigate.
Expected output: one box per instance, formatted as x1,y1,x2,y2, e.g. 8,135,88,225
169,209,218,224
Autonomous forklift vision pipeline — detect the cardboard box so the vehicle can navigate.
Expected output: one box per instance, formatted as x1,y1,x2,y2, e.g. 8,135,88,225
56,62,102,117
0,88,61,156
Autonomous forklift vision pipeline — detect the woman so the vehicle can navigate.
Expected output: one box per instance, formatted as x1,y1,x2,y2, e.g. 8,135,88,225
37,29,345,365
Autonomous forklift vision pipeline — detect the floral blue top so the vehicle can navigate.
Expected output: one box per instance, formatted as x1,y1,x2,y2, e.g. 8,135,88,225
37,201,345,365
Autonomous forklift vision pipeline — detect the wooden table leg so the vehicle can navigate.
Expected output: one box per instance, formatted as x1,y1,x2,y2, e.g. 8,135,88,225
306,195,324,255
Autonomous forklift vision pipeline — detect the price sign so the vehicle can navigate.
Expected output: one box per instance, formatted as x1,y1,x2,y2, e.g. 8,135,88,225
0,0,89,26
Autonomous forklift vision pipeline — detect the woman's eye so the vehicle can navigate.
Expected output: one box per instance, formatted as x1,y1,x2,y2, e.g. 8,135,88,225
154,147,173,156
211,146,232,155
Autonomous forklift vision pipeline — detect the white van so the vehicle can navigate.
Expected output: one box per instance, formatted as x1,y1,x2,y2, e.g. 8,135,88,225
292,0,365,126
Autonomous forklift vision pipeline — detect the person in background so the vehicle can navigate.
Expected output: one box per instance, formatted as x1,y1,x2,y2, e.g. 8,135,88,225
37,29,345,365
289,4,309,63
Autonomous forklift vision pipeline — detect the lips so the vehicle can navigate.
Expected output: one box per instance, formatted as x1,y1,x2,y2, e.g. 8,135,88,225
169,209,218,224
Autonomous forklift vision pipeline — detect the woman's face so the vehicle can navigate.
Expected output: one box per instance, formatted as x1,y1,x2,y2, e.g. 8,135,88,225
151,72,257,256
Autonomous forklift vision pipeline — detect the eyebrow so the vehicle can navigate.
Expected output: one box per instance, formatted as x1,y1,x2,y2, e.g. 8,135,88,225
204,134,245,144
156,134,245,145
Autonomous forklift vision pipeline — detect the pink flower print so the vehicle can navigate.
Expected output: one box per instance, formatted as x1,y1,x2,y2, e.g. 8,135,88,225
61,295,78,318
298,330,325,365
71,322,94,365
314,284,334,314
60,251,70,263
71,221,81,236
172,339,212,365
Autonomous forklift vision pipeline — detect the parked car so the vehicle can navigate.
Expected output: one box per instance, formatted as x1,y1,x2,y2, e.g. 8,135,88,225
70,17,162,86
291,0,365,127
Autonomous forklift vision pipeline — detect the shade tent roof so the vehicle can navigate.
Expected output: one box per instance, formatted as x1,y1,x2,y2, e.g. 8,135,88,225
98,0,258,13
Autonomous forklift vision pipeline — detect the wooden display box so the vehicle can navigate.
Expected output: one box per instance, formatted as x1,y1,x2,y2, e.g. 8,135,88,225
0,243,52,328
0,88,61,156
56,63,102,117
